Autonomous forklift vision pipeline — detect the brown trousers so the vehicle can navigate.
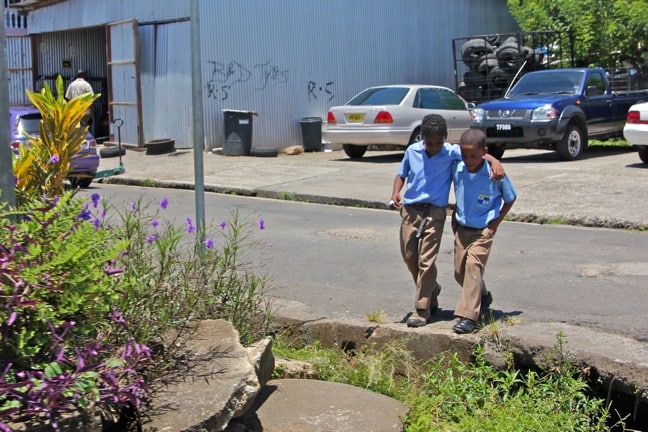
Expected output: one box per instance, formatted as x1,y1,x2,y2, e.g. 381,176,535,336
453,226,493,321
400,204,445,318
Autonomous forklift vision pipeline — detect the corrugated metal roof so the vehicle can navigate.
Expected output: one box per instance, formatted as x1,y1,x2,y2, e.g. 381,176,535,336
6,0,67,12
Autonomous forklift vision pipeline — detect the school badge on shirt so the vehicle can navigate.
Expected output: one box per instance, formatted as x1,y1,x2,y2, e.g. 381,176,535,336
478,193,491,205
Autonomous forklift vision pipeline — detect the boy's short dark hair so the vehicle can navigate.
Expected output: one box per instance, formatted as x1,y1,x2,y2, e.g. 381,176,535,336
460,128,487,149
421,114,447,137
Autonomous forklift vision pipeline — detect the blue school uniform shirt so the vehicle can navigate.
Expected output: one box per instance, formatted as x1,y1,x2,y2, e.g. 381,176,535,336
452,159,517,229
397,142,462,207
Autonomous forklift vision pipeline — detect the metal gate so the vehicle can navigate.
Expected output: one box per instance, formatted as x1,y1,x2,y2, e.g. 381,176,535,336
107,19,143,147
6,35,32,106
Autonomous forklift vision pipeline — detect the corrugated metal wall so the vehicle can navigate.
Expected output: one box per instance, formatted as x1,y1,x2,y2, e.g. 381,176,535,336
196,0,518,150
23,0,517,151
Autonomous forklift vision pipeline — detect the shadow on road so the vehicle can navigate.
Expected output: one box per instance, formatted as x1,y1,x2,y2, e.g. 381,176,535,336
500,146,633,164
334,151,404,164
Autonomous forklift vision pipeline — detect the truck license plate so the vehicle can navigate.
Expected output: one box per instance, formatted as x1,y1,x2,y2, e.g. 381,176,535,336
496,123,512,131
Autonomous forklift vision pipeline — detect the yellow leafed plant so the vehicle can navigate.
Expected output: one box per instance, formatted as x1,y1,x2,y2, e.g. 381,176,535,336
13,75,99,204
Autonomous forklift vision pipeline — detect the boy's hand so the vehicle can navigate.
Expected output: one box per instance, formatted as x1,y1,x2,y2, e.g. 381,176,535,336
389,196,401,209
490,159,505,181
484,153,505,180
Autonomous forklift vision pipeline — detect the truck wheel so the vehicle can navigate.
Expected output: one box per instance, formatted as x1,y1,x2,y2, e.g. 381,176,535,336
638,146,648,163
487,145,505,160
556,124,585,161
343,144,367,159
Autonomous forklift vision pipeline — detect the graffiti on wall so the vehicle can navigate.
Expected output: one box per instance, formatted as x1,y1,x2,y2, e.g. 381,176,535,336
206,60,289,100
308,80,335,102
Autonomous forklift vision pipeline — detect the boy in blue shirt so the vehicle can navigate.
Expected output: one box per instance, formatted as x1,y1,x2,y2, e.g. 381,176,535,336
451,128,517,334
390,115,504,327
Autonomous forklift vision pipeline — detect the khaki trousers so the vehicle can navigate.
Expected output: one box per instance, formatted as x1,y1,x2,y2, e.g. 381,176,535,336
400,204,445,318
453,226,493,321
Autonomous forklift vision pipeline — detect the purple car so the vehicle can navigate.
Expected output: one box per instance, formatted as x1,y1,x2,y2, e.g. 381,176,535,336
10,106,100,188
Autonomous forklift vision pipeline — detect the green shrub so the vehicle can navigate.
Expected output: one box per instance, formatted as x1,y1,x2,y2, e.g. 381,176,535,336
13,76,99,204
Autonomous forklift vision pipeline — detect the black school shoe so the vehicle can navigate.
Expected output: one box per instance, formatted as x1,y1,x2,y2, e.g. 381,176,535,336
406,309,430,328
453,318,477,334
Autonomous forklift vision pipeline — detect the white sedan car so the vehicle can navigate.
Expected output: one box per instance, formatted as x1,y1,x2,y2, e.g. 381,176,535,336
623,101,648,164
324,84,473,158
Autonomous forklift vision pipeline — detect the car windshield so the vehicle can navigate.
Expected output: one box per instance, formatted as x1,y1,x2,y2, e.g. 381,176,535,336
16,113,42,136
347,87,409,105
508,71,584,96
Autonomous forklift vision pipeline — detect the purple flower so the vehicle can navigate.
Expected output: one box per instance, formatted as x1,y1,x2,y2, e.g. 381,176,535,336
79,208,92,221
186,217,195,234
146,233,159,244
93,218,100,229
130,202,137,213
7,311,17,326
152,219,159,228
258,219,266,230
49,154,59,164
160,198,168,209
219,220,228,229
203,238,214,249
91,193,100,208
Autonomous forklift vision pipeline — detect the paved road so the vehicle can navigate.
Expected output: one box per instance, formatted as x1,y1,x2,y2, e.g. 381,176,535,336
82,184,648,342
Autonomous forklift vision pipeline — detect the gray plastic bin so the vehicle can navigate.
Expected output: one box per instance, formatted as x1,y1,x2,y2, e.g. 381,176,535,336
299,117,323,152
223,109,258,156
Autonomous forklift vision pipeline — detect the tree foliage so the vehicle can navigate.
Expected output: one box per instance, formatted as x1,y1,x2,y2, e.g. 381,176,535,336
507,0,648,68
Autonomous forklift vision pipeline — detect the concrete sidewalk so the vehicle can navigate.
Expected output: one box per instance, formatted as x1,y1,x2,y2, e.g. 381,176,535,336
97,146,648,229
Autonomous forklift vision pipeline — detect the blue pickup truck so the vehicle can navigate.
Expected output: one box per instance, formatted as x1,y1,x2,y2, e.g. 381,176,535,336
470,67,648,160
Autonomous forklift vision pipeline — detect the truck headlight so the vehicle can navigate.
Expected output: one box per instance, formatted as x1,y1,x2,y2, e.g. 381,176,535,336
472,108,485,123
531,105,557,120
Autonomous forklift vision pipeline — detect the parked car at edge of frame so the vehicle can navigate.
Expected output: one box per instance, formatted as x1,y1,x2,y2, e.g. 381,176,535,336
324,84,474,159
623,101,648,164
9,106,100,188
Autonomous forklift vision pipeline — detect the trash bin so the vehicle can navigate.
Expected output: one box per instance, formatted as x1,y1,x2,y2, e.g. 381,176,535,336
299,117,323,152
223,109,258,156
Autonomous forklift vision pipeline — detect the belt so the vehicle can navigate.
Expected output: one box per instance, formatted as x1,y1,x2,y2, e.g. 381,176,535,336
458,224,486,231
405,202,440,210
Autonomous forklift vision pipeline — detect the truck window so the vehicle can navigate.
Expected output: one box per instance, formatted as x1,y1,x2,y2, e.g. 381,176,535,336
586,73,606,95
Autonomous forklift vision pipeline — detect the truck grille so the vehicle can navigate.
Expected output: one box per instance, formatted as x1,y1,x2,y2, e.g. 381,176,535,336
486,127,524,138
486,110,527,120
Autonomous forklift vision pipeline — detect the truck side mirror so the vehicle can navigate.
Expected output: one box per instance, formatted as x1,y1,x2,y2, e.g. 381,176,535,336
586,85,600,96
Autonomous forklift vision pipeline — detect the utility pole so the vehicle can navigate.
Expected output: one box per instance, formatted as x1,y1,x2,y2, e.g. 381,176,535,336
190,0,206,254
0,4,17,208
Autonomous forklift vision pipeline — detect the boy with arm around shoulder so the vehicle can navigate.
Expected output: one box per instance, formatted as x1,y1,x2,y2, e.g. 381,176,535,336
451,128,517,334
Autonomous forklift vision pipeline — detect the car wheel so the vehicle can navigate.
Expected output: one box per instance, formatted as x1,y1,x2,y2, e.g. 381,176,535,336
100,145,126,158
638,146,648,164
556,124,586,161
69,177,93,188
343,144,367,159
408,127,422,146
487,145,505,160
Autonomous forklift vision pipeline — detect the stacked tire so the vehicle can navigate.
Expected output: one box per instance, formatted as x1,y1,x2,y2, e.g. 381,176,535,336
457,34,537,103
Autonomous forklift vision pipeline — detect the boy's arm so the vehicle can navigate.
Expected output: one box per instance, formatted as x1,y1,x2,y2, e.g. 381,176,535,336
390,175,405,208
484,153,505,181
487,197,516,234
